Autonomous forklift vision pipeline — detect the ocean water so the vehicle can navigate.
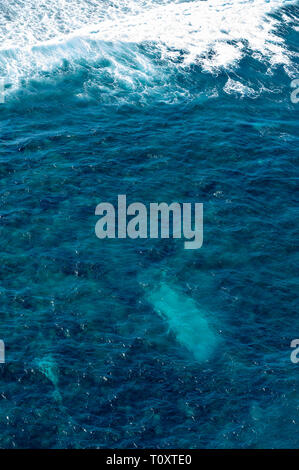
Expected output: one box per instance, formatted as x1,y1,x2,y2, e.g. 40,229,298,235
0,0,298,449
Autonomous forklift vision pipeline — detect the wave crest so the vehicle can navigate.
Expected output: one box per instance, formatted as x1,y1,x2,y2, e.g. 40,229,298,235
0,0,298,93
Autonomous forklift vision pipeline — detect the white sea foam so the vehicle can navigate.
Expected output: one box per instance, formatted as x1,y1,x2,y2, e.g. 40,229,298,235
223,78,257,98
0,0,297,88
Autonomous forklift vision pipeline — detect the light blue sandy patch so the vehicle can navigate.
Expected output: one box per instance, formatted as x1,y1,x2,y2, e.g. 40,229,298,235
147,283,218,362
37,356,62,402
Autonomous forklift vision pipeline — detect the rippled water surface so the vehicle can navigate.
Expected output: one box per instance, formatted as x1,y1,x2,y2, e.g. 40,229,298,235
0,0,298,448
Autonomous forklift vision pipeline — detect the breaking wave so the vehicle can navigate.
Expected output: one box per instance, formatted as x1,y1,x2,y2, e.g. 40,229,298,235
0,0,298,95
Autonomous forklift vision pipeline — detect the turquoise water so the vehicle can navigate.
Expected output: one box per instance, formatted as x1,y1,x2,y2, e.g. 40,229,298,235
0,0,298,448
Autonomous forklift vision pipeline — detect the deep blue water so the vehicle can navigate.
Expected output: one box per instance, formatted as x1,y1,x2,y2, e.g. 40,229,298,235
0,0,298,449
